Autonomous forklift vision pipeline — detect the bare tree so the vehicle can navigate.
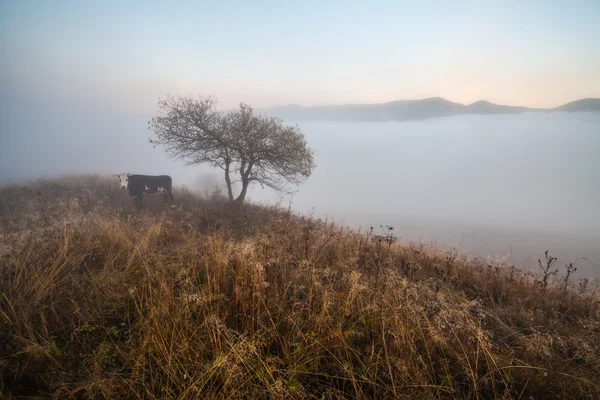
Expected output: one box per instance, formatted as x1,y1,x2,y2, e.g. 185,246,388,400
149,95,315,206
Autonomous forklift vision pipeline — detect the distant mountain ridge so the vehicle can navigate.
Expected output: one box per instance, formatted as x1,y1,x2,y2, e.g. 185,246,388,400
261,97,600,122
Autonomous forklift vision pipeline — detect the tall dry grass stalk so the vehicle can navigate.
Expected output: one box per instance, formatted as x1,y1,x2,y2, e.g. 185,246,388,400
1,175,599,399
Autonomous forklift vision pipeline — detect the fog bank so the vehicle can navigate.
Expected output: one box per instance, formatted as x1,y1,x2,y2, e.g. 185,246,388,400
1,89,598,276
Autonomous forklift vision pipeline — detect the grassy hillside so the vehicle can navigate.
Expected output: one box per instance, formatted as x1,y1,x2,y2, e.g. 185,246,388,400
1,175,599,399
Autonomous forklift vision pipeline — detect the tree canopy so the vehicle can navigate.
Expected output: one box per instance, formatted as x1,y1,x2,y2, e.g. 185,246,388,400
149,95,315,205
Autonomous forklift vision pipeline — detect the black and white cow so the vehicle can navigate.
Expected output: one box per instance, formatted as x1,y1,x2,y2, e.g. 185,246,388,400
115,173,174,208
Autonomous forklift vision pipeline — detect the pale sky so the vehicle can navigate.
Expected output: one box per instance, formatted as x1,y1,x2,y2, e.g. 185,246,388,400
1,0,599,112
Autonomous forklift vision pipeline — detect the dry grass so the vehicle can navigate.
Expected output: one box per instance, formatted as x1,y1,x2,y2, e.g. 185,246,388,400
1,175,599,399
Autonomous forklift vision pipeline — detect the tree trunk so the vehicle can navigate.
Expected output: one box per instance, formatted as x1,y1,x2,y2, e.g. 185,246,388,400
233,162,253,207
224,161,234,202
234,178,249,207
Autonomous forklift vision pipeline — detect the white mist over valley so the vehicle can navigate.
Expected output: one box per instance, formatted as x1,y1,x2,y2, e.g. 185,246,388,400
1,91,598,276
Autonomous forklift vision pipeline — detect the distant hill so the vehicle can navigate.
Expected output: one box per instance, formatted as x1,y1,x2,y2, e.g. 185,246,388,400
553,98,600,112
262,97,600,122
464,100,541,114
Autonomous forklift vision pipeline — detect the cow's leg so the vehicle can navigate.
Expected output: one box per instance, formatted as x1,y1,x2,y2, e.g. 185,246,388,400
137,194,144,209
160,184,174,203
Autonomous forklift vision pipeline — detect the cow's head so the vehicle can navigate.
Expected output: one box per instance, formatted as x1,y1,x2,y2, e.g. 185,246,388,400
114,174,130,190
